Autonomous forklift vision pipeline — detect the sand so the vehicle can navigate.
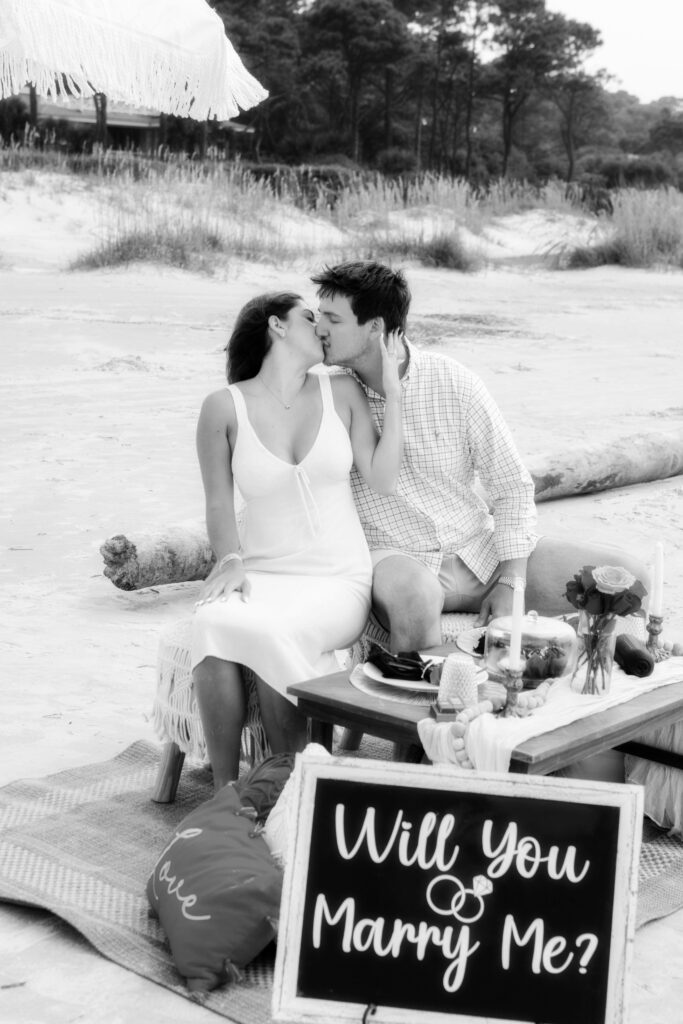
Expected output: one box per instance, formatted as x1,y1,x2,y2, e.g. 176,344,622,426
1,170,683,1021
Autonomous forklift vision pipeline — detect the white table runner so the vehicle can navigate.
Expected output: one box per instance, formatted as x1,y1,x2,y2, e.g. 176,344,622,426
464,657,683,772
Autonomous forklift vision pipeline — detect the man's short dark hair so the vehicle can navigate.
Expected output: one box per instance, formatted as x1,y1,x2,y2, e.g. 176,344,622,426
311,260,411,334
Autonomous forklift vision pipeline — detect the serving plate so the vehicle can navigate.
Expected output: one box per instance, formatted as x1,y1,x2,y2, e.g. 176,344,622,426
361,661,441,692
362,657,486,692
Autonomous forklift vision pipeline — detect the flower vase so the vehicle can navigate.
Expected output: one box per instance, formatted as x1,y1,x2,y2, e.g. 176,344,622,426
572,611,617,696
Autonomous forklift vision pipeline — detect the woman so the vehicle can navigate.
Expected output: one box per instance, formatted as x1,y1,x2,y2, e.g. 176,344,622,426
192,291,402,788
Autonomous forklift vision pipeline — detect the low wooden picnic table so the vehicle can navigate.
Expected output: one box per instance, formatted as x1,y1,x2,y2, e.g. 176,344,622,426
288,644,683,774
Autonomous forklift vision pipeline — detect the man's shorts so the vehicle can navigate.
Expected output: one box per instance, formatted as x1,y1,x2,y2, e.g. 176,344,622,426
370,549,494,612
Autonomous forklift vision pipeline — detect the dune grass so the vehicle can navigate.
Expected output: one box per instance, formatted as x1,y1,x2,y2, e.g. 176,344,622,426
67,162,316,272
61,159,489,273
566,188,683,270
357,230,482,271
329,173,575,234
5,144,683,273
70,225,226,272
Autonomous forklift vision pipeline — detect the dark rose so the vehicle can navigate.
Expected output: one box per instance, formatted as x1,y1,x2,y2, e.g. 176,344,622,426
583,588,609,615
565,575,586,609
609,580,647,617
565,564,646,619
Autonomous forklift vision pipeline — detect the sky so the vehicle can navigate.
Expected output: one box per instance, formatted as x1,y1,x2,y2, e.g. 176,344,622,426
545,1,683,103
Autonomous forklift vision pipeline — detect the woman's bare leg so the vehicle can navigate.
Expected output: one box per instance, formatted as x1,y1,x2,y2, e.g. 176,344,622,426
193,656,246,791
256,678,308,753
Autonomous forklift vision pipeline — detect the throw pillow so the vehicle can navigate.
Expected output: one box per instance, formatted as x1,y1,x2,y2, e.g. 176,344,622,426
147,781,282,992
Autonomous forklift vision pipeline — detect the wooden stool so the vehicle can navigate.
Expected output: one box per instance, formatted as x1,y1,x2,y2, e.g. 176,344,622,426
151,610,481,800
151,616,269,802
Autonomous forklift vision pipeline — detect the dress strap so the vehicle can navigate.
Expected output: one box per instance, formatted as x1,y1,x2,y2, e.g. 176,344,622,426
317,371,334,414
225,382,247,422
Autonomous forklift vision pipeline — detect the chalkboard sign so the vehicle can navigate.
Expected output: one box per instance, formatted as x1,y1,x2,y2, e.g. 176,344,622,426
272,754,642,1024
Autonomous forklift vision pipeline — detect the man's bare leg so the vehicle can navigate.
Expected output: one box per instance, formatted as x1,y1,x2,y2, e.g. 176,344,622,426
372,555,444,651
371,537,649,648
193,656,246,791
256,678,308,754
525,537,650,617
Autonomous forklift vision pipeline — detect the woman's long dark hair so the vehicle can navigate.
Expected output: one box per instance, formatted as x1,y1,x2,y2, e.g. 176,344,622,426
226,292,303,383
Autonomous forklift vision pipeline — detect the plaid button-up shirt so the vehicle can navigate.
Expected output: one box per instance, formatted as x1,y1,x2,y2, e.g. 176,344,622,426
343,342,537,583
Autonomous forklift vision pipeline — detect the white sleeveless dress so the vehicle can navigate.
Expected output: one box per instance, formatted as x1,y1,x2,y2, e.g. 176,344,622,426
191,372,372,702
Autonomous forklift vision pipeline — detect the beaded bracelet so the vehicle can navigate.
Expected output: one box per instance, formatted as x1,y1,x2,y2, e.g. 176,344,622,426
217,552,243,572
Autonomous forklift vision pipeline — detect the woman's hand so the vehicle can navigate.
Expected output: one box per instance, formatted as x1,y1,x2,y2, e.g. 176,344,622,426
195,558,251,607
339,327,404,495
380,328,403,401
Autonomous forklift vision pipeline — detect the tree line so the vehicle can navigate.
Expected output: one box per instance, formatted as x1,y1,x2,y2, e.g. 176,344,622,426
2,0,682,191
209,0,683,187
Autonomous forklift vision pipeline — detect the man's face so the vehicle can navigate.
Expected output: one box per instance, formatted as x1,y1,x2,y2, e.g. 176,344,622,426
316,293,373,367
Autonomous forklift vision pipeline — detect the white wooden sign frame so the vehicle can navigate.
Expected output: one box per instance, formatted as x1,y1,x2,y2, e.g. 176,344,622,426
272,753,642,1024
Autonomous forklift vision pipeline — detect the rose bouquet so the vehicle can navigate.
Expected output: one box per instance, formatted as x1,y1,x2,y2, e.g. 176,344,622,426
565,565,647,695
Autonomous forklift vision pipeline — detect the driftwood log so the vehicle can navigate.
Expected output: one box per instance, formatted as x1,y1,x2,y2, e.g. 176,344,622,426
101,429,683,591
529,428,683,503
100,523,214,591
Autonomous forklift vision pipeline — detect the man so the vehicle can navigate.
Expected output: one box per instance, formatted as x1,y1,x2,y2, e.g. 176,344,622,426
312,260,648,653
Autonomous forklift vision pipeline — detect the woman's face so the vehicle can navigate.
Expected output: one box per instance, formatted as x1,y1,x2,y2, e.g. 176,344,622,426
282,300,322,363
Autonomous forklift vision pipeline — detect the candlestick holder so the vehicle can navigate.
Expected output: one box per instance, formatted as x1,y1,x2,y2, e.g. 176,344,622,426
500,662,524,717
646,614,671,662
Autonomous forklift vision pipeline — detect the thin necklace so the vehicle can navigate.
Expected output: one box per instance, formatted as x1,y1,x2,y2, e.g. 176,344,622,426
258,374,304,410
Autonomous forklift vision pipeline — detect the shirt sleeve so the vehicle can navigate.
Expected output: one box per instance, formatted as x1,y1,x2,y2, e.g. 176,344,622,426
464,371,537,562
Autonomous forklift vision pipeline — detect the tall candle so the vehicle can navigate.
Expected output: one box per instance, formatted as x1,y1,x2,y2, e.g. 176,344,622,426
508,579,525,670
651,542,664,617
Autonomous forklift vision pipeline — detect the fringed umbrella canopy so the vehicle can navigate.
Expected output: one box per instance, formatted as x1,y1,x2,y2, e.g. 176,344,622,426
0,0,267,119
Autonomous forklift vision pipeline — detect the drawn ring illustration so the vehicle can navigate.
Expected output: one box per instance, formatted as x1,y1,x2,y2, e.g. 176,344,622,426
426,873,491,924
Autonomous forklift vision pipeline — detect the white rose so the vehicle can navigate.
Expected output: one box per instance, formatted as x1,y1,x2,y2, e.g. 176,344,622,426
592,565,636,595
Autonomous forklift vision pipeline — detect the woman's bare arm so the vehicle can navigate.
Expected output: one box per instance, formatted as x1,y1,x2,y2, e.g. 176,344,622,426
195,390,251,603
333,330,403,494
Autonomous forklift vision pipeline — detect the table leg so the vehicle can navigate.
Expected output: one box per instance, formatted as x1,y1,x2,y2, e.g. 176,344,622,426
338,727,363,751
615,741,683,771
393,742,425,764
308,718,334,752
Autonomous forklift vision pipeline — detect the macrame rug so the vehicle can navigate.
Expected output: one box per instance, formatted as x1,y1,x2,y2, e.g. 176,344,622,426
0,741,682,1023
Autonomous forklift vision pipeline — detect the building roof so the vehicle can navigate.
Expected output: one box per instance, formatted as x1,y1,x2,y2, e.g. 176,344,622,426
17,87,253,132
19,88,160,128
